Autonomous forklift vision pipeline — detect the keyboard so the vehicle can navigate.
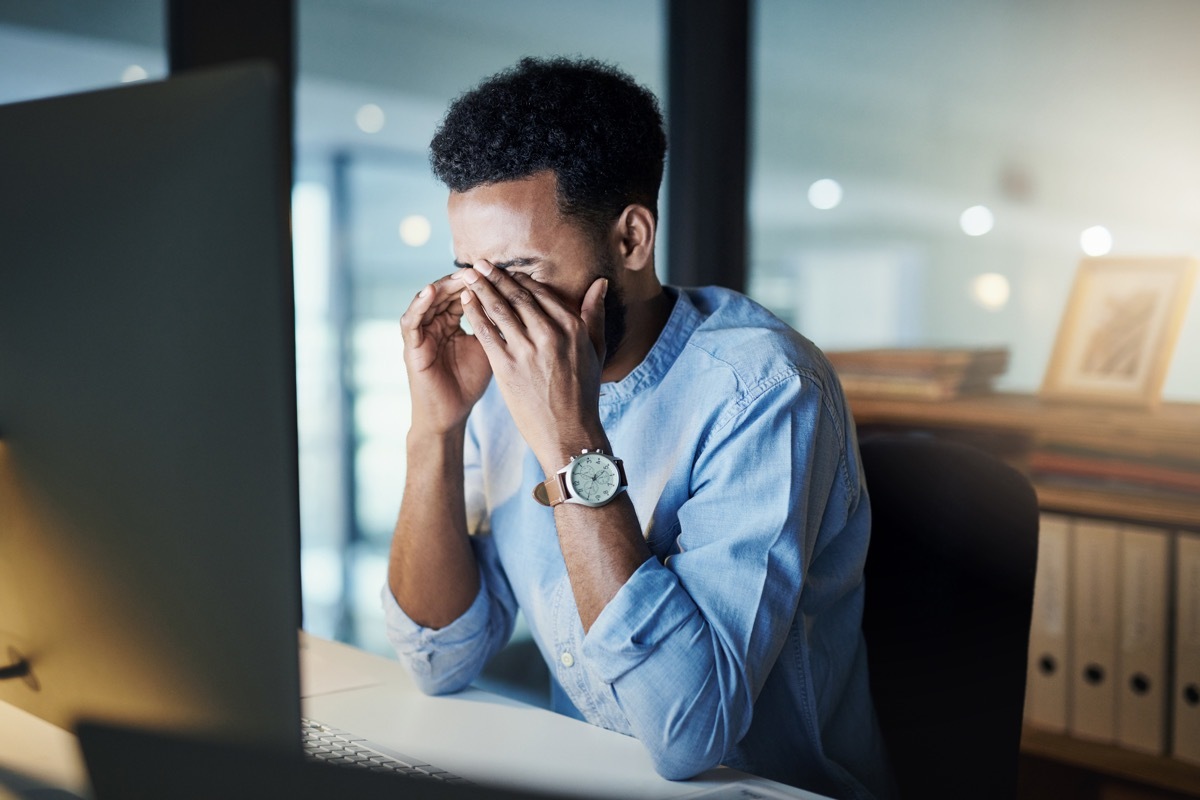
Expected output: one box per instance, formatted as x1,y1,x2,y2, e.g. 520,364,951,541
301,717,470,784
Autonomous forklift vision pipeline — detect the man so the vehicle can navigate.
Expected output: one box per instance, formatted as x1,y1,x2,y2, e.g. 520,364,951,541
383,56,893,800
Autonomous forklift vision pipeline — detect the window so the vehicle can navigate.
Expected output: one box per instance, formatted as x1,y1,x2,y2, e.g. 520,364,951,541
0,8,165,104
749,0,1200,400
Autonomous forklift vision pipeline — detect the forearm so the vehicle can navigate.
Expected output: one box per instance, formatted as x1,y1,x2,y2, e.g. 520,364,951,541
534,422,651,633
388,425,480,628
555,496,651,632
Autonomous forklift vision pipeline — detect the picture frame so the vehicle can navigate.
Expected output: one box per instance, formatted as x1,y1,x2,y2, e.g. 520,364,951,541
1040,256,1197,407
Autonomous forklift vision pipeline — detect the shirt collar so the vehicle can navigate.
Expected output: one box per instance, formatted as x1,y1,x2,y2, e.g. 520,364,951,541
599,286,699,407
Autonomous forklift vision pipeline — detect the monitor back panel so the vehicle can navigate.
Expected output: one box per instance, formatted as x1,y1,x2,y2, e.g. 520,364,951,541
0,63,301,750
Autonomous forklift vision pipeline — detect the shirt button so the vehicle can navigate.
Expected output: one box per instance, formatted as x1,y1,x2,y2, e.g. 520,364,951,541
560,651,575,668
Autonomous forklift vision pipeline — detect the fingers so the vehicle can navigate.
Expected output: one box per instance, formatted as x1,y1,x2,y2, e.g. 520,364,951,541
400,267,474,327
458,286,503,354
462,261,582,336
398,271,475,364
508,272,577,328
418,270,470,326
463,263,586,361
461,261,538,334
435,262,600,367
399,284,436,351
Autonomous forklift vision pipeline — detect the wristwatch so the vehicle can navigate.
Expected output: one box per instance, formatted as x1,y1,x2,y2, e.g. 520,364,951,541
533,449,628,508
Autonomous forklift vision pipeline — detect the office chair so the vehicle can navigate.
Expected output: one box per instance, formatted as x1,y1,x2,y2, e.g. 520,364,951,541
859,433,1039,800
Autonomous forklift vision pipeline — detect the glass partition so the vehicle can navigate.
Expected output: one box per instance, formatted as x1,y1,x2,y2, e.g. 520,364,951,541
749,0,1200,400
295,0,665,662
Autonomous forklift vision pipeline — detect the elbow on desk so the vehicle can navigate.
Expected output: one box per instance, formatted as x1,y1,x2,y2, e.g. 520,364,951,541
617,667,751,782
646,741,724,783
640,707,743,782
401,658,477,697
413,675,471,697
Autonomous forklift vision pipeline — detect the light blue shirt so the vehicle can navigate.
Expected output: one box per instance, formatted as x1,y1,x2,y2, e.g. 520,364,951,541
383,287,895,800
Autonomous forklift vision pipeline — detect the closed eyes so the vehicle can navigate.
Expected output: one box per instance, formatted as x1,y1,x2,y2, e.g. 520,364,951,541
452,257,540,272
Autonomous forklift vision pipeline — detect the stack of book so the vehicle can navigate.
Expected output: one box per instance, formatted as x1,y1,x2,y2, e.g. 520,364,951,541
1029,433,1200,499
826,346,1010,401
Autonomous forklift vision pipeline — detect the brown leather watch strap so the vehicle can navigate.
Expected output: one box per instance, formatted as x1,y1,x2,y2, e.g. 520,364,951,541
532,472,569,507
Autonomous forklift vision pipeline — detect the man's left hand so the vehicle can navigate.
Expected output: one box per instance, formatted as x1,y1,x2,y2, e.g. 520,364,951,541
457,260,610,473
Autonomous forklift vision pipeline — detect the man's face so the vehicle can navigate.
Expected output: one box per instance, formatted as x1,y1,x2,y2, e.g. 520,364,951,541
447,170,626,361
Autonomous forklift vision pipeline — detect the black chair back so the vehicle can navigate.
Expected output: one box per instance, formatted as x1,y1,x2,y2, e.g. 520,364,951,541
859,434,1039,800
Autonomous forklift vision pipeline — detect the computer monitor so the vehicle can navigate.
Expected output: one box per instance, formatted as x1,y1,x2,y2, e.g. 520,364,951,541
0,62,302,751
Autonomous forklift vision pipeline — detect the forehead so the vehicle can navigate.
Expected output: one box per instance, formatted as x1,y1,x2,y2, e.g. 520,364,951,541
447,171,575,256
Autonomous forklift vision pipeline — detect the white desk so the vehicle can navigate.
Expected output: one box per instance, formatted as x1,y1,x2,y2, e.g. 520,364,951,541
0,634,827,800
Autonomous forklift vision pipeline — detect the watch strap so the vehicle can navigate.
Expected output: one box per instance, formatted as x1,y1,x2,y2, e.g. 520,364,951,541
533,473,567,507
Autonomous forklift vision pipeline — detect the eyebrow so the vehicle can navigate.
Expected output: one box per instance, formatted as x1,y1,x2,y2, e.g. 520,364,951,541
452,257,541,271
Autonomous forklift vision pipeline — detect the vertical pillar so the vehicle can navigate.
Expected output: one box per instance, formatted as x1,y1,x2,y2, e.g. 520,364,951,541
665,0,750,291
168,0,295,199
329,152,360,643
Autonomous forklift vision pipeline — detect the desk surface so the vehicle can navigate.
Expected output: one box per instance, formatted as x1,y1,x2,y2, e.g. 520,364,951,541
0,633,825,800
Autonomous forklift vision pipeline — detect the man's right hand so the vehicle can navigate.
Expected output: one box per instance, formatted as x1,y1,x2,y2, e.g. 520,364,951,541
400,271,493,434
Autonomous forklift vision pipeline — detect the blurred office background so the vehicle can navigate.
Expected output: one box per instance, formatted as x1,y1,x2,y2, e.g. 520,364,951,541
2,0,1198,677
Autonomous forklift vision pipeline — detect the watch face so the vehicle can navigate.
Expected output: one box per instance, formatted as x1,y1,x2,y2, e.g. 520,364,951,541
568,453,620,506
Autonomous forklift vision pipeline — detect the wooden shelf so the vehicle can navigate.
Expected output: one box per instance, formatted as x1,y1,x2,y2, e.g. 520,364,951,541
849,392,1200,530
849,393,1200,453
1022,727,1200,797
1035,483,1200,530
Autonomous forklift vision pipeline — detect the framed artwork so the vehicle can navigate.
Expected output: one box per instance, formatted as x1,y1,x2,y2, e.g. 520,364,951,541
1040,256,1197,407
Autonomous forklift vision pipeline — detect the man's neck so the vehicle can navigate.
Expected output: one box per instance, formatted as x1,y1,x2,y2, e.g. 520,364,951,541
600,288,674,383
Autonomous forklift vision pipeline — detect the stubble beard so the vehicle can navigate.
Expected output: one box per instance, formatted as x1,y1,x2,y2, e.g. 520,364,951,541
595,245,627,367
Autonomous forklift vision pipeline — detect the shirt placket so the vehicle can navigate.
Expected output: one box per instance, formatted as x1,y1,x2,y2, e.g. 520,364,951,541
550,577,598,718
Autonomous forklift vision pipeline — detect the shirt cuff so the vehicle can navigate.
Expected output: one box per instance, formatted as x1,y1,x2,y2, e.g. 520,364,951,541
380,573,492,681
581,556,697,685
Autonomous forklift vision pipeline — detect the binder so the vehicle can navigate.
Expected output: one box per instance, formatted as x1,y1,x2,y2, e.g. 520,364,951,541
1115,524,1170,754
1068,517,1120,743
1174,532,1200,764
1025,513,1072,732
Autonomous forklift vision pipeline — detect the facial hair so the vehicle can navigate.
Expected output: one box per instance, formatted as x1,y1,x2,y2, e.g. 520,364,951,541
595,245,627,366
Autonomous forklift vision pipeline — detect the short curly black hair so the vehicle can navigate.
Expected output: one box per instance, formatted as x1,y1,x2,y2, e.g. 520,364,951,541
430,56,667,242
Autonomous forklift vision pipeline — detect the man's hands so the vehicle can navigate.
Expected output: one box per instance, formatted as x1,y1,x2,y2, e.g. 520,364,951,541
399,260,648,634
457,261,609,474
400,272,494,436
457,261,649,634
393,271,488,629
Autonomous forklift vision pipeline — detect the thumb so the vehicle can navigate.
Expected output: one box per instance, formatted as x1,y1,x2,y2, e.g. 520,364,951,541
581,277,608,363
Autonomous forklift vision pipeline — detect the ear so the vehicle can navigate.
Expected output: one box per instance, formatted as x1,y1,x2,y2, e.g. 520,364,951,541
613,204,656,273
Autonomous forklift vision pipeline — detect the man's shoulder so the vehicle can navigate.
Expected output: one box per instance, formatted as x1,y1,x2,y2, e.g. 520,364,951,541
673,286,836,390
677,285,807,349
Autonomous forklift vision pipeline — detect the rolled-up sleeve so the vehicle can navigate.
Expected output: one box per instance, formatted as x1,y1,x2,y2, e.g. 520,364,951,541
381,414,518,695
381,533,516,695
581,370,849,780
